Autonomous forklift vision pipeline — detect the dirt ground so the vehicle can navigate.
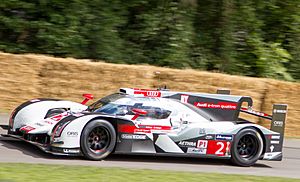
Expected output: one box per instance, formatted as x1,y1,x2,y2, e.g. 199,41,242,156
0,52,299,136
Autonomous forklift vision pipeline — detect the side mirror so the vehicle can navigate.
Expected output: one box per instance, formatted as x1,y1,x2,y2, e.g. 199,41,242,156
81,94,94,105
131,108,148,120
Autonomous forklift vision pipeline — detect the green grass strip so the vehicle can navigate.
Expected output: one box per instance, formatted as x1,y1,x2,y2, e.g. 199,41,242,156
0,163,299,182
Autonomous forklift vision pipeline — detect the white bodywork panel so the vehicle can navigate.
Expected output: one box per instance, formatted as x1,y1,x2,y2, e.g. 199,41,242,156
12,100,87,132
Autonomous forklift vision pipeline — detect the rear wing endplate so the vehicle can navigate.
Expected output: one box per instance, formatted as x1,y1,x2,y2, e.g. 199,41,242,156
270,104,287,144
240,104,287,137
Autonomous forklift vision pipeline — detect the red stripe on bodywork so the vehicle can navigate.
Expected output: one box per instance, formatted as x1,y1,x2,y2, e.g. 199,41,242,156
133,90,161,97
20,126,35,133
194,102,237,110
118,125,137,133
118,124,171,134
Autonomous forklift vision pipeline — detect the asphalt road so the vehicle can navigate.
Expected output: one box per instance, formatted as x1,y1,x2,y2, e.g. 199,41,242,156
0,113,300,179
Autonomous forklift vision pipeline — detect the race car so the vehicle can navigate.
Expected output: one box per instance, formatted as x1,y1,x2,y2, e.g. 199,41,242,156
3,88,287,166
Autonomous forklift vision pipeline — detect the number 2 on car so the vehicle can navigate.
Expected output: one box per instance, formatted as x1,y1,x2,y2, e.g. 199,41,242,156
207,141,231,156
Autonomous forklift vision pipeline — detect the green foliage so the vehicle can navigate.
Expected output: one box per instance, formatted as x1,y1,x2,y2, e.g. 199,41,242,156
0,0,299,81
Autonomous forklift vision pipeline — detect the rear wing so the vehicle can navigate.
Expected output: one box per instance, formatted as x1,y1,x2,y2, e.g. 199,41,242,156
215,89,287,136
240,104,287,137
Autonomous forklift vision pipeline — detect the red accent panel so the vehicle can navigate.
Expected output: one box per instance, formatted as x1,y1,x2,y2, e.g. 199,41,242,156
132,108,148,115
50,112,70,121
20,126,36,133
131,109,148,120
118,125,137,133
207,140,231,156
131,114,140,120
194,102,237,110
118,124,171,134
133,90,161,97
81,94,94,105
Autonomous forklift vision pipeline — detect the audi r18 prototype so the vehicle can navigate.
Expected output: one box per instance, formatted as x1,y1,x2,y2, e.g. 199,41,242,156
3,88,287,166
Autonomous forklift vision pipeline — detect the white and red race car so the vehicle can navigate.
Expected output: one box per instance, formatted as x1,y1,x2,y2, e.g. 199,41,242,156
3,88,287,166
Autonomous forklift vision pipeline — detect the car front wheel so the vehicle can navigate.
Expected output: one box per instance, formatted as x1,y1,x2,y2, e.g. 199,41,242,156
80,120,116,160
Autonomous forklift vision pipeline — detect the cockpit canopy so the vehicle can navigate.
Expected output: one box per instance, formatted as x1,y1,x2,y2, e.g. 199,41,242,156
95,101,171,119
90,94,214,122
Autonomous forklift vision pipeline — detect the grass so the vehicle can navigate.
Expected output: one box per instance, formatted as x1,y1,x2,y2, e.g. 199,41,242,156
0,163,298,182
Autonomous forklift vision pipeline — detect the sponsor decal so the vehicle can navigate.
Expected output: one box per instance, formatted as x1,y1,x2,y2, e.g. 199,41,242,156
194,102,237,110
207,141,231,156
271,140,280,144
273,109,287,114
118,124,171,134
121,134,147,140
67,131,78,137
44,119,55,125
52,138,63,143
180,95,189,103
273,121,283,127
263,152,282,160
271,135,280,140
205,135,214,140
266,153,273,157
241,107,270,117
270,145,274,152
216,134,233,141
197,140,208,149
63,149,80,154
178,141,196,147
187,147,207,154
133,90,161,97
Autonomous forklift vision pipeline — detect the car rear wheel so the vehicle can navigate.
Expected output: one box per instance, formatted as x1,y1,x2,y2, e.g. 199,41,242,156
80,120,116,160
231,128,263,167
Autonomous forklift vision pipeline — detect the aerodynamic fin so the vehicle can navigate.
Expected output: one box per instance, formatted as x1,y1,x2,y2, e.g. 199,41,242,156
270,104,288,153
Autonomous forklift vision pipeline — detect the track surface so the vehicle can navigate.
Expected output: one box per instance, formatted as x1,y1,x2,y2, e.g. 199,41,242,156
0,114,299,179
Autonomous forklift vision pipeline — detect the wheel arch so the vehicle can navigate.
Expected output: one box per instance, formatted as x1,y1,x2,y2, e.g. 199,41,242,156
81,116,120,134
236,126,267,157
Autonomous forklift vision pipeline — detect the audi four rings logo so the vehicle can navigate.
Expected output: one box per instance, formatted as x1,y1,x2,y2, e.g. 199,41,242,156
146,91,160,97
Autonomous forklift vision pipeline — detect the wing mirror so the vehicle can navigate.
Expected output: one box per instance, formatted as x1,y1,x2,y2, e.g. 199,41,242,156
131,108,148,120
81,94,94,105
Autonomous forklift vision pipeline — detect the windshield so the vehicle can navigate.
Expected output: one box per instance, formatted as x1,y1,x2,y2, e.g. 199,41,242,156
88,93,127,111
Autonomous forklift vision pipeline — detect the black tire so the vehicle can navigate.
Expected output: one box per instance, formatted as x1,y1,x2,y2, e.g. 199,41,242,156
80,120,116,160
231,128,263,167
45,108,66,118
